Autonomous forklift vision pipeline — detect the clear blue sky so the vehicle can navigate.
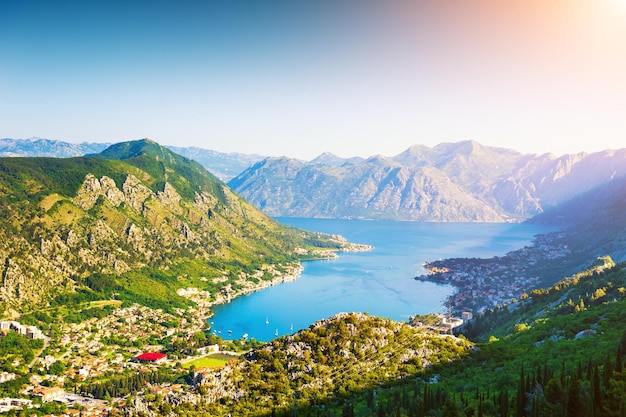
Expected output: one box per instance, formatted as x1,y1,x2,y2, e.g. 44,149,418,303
1,0,625,159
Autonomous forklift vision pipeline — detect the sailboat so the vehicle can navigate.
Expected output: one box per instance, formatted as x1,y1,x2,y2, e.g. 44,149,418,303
265,316,269,325
290,323,294,332
275,328,279,337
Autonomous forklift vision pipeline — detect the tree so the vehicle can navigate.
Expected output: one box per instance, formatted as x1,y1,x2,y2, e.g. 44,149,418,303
49,361,66,376
442,397,461,417
567,375,585,417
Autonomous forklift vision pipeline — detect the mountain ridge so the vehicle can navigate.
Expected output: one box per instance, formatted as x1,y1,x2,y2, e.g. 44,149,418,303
230,141,626,222
0,139,346,312
0,137,264,182
5,137,626,222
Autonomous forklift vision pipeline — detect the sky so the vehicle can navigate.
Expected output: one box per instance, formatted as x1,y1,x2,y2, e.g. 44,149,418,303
1,0,625,160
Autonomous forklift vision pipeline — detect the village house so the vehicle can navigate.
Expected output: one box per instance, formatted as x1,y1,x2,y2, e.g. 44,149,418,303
461,311,473,322
0,372,17,383
0,398,34,413
0,321,45,339
32,386,65,402
197,344,219,355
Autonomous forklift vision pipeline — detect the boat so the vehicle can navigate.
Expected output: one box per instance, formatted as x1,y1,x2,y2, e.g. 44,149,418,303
265,316,269,325
290,323,294,332
275,328,279,337
228,329,232,334
242,333,248,340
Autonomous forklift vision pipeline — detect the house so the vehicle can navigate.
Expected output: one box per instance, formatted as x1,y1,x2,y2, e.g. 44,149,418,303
0,321,44,339
0,372,17,383
134,352,167,363
10,322,27,335
461,311,473,322
26,326,44,339
441,317,464,329
32,386,65,402
197,344,219,355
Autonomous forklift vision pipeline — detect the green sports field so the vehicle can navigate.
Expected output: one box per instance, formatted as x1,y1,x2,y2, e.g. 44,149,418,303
182,353,236,369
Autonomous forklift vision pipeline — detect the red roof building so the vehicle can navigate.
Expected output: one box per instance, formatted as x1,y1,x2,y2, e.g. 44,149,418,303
135,352,167,363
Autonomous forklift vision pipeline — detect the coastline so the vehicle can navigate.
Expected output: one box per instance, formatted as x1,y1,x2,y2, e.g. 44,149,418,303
209,240,373,308
414,231,573,314
184,242,373,327
210,263,305,307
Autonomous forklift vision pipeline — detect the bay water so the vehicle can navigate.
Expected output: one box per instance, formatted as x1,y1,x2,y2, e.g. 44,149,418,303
209,218,554,342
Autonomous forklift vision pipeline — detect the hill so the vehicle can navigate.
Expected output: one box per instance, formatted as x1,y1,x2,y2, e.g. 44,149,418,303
529,174,626,267
0,139,349,312
0,137,264,182
118,312,473,416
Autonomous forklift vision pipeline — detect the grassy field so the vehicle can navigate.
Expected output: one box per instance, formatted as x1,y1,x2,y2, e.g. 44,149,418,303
86,300,123,308
182,353,235,369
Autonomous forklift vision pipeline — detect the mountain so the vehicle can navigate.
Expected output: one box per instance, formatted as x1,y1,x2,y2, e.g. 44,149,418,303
308,152,365,167
166,145,265,181
0,137,110,157
528,173,626,269
7,137,626,222
0,139,342,312
0,138,264,182
230,140,626,222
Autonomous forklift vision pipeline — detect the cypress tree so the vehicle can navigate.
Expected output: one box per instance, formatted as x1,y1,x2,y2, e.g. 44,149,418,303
567,374,584,417
577,360,583,380
592,364,602,415
604,354,613,390
517,365,526,417
499,390,509,417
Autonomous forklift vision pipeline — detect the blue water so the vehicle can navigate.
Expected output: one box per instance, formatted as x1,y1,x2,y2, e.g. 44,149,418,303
209,219,555,342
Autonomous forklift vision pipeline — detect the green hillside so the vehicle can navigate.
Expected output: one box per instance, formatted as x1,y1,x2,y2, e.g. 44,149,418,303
304,258,626,417
0,139,348,313
3,138,626,417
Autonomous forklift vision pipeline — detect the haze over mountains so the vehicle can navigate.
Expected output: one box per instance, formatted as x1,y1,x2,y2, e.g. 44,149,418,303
0,138,264,182
229,140,626,222
4,137,626,223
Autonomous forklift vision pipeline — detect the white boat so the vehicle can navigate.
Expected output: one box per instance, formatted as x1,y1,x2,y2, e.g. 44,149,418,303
275,328,279,337
242,333,248,340
265,316,269,325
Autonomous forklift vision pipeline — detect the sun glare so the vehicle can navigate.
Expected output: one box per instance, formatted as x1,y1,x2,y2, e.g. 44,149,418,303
612,0,626,10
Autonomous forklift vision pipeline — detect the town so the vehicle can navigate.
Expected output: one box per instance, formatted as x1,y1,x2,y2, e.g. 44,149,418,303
0,250,375,415
0,304,197,415
416,231,572,314
0,232,575,416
